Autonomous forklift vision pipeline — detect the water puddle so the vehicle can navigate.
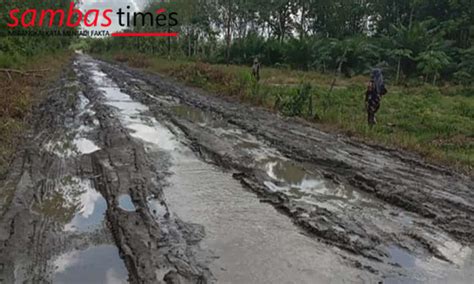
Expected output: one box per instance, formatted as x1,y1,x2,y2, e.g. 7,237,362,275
263,158,309,184
63,178,107,232
89,70,179,152
52,245,128,284
33,177,106,232
43,92,100,157
259,156,379,211
44,140,76,158
171,105,210,125
73,138,100,154
209,125,379,211
118,195,135,212
84,60,371,283
383,245,473,284
45,138,100,157
127,123,177,151
387,246,416,268
163,149,370,283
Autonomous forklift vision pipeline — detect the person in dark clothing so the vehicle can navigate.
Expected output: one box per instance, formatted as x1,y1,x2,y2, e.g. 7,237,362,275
365,68,387,125
252,57,261,82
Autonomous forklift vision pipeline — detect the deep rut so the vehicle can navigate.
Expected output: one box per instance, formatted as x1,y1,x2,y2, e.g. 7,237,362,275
0,54,472,284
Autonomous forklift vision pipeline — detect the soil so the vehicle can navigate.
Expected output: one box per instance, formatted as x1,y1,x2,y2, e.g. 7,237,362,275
0,54,472,283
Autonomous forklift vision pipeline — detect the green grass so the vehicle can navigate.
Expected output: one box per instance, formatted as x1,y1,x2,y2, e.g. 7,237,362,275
98,51,474,174
0,51,73,179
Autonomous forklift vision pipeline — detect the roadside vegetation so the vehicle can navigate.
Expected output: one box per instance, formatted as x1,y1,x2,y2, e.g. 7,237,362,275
95,51,473,173
0,0,76,178
0,52,73,178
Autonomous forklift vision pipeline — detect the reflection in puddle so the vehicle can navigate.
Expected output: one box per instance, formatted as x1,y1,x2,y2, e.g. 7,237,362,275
73,138,100,154
171,105,210,125
261,158,374,209
437,241,472,266
44,140,75,157
127,123,177,151
44,92,100,157
53,245,128,284
45,137,100,156
64,179,106,232
264,159,310,184
78,93,93,116
34,177,106,232
94,75,179,152
118,195,135,212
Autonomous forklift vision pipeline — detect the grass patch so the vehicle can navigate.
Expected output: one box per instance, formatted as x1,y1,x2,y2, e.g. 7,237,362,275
97,51,473,174
0,51,73,178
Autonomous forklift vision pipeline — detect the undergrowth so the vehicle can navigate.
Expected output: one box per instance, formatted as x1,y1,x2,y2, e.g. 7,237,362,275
0,51,72,179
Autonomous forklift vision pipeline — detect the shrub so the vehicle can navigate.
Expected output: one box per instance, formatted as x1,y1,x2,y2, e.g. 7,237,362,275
281,83,313,117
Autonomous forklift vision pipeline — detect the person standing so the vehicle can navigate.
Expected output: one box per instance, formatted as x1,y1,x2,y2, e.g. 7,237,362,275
365,68,387,125
252,58,261,82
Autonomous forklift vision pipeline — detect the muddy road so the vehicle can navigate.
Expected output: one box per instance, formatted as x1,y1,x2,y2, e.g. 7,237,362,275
0,54,472,283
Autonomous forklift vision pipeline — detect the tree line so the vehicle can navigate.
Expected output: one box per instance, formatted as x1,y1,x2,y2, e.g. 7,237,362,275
89,0,473,85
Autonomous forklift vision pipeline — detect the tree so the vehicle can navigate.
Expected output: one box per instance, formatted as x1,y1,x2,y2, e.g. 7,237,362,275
453,47,474,85
416,50,451,85
389,48,413,84
85,0,472,85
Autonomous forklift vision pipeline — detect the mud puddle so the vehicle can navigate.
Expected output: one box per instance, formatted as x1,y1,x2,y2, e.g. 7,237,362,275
164,151,373,283
165,100,474,260
170,102,474,283
0,63,131,284
52,245,127,284
43,93,100,158
40,176,107,233
81,55,474,283
118,195,136,212
257,157,379,209
86,60,375,283
171,105,212,126
37,84,107,234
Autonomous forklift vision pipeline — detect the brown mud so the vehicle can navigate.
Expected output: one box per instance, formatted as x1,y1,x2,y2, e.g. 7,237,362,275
0,54,472,283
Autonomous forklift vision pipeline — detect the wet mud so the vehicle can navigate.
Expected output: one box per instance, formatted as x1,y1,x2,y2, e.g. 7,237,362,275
1,54,473,283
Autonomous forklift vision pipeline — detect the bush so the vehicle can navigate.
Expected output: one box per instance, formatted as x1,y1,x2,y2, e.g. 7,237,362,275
281,83,313,117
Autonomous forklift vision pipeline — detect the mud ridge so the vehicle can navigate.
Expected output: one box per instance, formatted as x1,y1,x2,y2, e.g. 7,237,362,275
99,60,473,245
77,60,213,283
0,58,213,283
0,68,114,282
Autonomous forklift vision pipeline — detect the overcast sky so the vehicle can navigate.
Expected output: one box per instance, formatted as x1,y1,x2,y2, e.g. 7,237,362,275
80,0,149,33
